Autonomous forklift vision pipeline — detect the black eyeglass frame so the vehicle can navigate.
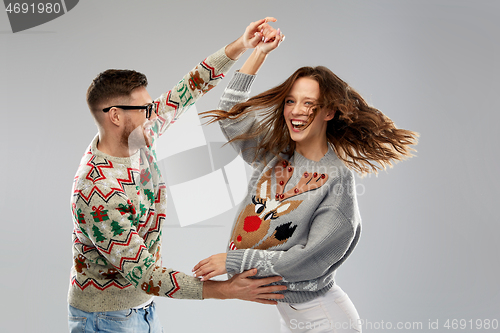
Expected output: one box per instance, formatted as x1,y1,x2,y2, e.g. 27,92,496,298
102,103,157,119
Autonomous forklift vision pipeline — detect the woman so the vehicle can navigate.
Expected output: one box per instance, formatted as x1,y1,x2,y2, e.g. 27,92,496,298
193,25,418,333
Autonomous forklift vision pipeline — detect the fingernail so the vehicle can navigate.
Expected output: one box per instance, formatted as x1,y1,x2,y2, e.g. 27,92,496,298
277,28,281,36
264,37,268,43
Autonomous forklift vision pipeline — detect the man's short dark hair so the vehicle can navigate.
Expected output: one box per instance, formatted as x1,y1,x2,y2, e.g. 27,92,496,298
86,69,148,116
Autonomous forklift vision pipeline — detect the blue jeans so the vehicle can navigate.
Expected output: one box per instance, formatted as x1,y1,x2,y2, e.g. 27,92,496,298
68,301,163,333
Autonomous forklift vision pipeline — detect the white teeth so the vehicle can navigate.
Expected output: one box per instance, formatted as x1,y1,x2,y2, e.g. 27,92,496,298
292,121,306,126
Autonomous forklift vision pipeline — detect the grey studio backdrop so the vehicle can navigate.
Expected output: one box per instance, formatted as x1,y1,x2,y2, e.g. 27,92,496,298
1,1,499,332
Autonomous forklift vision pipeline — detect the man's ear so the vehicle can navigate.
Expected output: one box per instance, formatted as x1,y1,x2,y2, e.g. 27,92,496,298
107,107,122,127
324,109,335,121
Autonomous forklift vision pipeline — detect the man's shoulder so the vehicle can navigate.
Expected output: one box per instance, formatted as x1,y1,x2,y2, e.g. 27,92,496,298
72,151,138,203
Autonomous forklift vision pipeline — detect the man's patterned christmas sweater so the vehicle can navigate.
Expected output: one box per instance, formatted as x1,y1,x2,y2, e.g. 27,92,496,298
68,47,235,312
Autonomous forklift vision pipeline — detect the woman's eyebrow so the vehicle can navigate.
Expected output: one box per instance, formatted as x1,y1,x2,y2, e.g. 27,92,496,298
285,95,317,101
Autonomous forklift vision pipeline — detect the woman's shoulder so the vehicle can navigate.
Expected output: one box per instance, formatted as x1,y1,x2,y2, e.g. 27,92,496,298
320,147,355,183
319,149,361,219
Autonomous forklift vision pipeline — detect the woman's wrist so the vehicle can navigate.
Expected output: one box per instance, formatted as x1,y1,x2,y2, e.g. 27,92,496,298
240,48,268,75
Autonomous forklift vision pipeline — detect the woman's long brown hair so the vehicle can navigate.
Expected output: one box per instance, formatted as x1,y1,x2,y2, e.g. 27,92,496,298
202,66,419,175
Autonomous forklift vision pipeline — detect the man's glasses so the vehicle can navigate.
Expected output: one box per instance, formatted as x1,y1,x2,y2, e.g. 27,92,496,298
102,103,157,119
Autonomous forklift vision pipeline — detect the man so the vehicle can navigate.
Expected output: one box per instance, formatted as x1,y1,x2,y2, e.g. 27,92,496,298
68,18,284,332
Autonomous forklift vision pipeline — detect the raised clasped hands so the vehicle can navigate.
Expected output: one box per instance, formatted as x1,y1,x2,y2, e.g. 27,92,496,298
242,17,285,54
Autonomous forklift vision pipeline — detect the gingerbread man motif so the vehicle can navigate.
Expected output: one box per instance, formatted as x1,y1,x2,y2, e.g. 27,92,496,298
188,70,214,94
141,280,161,295
74,254,88,275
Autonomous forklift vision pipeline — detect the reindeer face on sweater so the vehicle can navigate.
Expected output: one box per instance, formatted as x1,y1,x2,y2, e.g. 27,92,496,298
229,162,328,251
229,185,301,250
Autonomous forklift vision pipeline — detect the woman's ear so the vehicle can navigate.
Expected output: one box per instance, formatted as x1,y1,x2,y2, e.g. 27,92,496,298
324,110,335,121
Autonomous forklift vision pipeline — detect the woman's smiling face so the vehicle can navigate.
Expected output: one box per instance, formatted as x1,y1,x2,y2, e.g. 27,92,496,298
283,77,332,153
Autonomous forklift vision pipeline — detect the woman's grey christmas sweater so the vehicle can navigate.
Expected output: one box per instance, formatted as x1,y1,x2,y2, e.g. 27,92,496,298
219,71,362,304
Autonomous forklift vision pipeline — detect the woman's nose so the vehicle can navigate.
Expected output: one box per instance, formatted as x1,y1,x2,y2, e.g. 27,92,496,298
291,104,308,116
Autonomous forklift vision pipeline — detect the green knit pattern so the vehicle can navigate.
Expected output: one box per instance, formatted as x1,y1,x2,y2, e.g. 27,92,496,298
68,47,235,312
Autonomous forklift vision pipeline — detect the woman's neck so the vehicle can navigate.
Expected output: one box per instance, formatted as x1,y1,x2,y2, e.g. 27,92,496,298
295,140,329,162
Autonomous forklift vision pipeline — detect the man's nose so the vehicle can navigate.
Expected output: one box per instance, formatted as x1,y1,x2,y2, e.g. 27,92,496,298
149,108,158,121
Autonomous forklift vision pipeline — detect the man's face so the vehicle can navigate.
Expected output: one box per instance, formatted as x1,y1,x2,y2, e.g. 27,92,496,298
119,86,156,152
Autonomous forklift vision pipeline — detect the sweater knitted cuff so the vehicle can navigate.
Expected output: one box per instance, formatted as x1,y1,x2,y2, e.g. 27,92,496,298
176,275,204,300
210,46,238,75
226,249,246,275
226,71,256,92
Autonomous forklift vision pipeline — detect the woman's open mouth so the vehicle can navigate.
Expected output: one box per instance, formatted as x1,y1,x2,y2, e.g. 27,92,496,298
291,119,309,132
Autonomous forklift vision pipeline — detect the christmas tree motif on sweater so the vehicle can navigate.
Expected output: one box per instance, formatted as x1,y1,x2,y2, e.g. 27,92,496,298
128,212,140,228
79,225,90,239
144,189,155,205
139,203,147,218
143,147,161,175
151,149,158,164
92,225,107,243
110,220,126,236
229,161,328,251
90,205,109,222
150,122,159,136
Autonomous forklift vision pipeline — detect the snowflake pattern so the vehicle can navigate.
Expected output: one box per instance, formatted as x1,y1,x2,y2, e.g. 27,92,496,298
249,250,282,277
302,281,318,291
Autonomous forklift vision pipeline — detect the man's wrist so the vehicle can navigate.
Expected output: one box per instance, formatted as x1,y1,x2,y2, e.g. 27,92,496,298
202,280,228,300
225,36,248,60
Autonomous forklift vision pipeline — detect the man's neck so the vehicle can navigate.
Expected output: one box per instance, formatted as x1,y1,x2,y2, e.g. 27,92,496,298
96,133,137,158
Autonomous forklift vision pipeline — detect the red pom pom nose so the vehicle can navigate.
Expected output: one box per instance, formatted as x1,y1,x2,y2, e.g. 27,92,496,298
243,215,262,232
